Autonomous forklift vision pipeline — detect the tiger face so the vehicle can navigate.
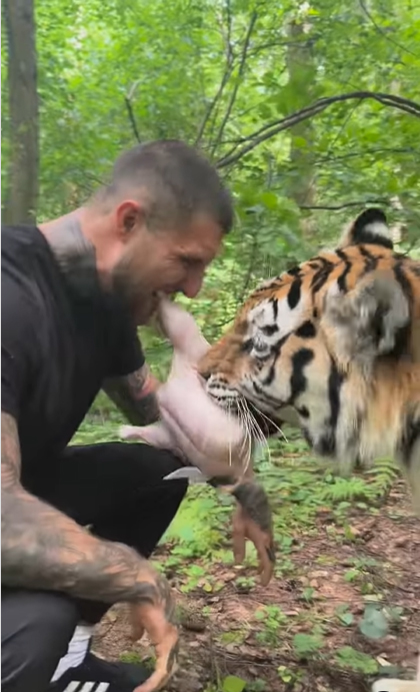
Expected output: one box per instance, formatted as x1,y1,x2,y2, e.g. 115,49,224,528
199,208,420,505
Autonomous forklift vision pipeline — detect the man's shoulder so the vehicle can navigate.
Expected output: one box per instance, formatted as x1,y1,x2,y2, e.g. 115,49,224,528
2,224,45,275
1,225,48,323
2,223,41,249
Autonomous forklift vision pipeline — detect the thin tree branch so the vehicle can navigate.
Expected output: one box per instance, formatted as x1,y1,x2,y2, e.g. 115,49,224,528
313,147,416,166
195,64,234,147
359,0,419,60
299,199,390,211
210,10,258,157
248,37,316,55
124,80,142,143
216,91,420,168
195,0,235,148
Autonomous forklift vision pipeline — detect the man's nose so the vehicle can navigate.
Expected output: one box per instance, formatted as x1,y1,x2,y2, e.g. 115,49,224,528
181,271,204,299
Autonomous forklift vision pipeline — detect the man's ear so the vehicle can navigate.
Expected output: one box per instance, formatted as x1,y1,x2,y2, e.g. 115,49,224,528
322,272,410,371
115,200,145,239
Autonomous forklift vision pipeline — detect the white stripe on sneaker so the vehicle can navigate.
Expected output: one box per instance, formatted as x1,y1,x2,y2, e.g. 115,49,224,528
63,683,82,692
62,684,110,692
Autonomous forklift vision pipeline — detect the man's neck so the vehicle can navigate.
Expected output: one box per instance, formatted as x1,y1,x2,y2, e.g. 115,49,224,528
39,211,99,298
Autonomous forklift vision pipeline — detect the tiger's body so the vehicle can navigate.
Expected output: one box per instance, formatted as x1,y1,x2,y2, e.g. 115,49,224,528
198,209,420,692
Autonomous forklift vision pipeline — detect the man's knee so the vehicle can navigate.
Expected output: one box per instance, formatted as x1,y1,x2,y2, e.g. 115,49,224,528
2,588,79,692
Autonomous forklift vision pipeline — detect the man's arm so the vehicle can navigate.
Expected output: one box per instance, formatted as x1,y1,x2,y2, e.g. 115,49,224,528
103,363,160,426
1,410,167,604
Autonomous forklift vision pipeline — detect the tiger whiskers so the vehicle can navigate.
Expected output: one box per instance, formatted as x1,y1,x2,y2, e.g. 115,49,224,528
253,407,288,444
238,398,270,472
235,398,255,476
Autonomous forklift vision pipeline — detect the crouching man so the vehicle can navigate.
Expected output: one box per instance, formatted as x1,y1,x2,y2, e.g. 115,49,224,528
1,140,233,692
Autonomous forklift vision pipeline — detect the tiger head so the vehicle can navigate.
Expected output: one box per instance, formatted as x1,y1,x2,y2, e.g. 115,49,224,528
199,208,420,497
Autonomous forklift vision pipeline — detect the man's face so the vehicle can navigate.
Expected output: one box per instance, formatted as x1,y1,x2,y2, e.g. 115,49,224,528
111,212,224,324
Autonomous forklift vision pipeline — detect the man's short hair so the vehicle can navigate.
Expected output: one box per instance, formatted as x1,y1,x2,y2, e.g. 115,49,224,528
97,140,233,234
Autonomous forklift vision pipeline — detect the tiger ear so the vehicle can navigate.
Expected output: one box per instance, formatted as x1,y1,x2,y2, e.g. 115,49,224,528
322,272,410,371
338,207,393,250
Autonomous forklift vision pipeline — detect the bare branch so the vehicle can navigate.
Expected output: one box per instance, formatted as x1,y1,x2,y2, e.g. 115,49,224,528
124,81,142,143
299,199,391,211
358,0,418,60
216,91,420,168
195,64,234,148
210,11,258,157
195,0,235,148
313,147,416,166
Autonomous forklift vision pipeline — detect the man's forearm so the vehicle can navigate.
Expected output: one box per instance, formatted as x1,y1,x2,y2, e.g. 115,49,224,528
1,411,166,606
104,365,160,426
1,486,166,604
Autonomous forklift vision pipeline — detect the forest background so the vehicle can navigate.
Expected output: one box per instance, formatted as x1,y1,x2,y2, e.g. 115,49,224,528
2,2,420,691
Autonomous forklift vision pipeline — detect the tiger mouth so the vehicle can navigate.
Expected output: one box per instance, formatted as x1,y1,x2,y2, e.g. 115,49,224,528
208,390,283,438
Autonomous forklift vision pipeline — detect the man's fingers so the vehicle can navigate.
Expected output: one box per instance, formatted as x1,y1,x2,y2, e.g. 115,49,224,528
134,641,178,692
134,617,179,692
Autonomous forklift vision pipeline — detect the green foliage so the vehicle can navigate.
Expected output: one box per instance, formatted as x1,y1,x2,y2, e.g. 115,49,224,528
335,605,354,627
292,631,325,659
255,605,288,646
334,646,379,675
277,665,303,685
222,675,247,692
3,0,419,302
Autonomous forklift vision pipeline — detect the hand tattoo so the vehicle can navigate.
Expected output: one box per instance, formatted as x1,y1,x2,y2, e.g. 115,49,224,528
231,481,275,563
104,365,160,426
1,412,171,606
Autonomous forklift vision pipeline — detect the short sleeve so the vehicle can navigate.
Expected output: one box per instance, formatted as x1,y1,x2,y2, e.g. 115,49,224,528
108,319,145,377
1,277,35,420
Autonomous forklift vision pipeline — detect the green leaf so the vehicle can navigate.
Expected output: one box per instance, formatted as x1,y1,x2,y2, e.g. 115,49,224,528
359,605,389,640
338,611,354,626
222,675,247,692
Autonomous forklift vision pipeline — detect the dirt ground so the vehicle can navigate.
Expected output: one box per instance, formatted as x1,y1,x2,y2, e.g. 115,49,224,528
93,480,420,692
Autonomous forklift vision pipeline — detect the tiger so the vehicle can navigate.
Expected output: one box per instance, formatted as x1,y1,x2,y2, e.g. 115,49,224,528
198,208,420,692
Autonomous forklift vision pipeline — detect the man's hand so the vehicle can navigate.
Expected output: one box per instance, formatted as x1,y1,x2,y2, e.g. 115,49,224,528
231,481,276,587
130,575,179,692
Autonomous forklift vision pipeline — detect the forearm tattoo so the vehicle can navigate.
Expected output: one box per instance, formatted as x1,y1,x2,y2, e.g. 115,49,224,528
231,481,276,563
1,412,174,610
104,365,160,426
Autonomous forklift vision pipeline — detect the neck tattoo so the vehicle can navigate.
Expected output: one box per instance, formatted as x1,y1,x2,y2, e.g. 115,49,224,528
45,216,99,299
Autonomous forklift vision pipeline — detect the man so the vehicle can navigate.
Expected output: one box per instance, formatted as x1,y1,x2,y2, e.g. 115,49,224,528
1,140,233,692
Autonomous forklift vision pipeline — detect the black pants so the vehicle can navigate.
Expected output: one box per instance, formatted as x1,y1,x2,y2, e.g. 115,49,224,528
1,442,188,692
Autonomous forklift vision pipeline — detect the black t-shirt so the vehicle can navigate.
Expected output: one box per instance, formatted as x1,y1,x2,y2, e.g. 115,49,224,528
1,224,144,487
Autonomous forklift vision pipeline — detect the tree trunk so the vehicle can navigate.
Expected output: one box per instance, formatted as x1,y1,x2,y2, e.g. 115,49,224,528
286,19,317,238
2,0,39,225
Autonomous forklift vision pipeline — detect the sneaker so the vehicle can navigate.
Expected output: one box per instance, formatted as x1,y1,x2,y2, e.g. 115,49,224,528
48,651,151,692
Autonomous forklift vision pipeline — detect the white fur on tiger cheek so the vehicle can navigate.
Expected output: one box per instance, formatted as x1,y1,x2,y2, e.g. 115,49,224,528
247,296,306,344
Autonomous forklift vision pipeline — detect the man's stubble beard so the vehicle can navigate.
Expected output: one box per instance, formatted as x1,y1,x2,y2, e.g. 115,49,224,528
111,255,158,326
